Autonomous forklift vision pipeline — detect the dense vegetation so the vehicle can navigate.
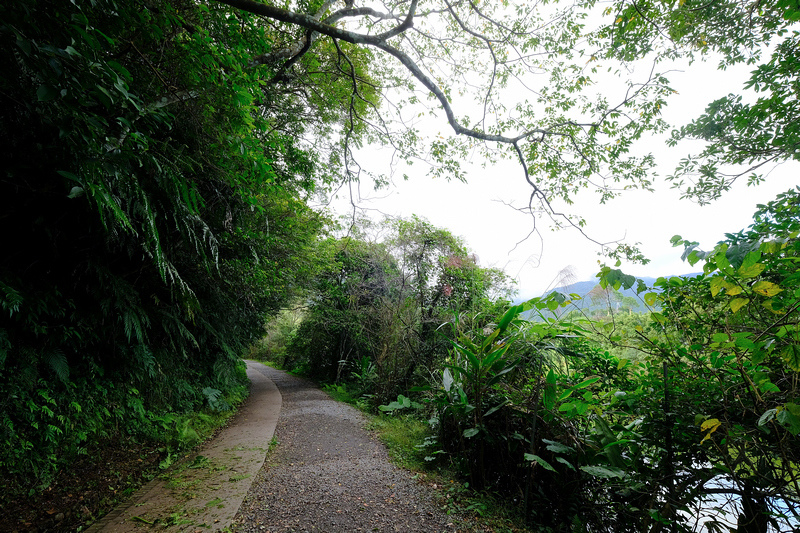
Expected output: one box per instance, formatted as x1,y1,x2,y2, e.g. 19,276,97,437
1,0,799,531
0,0,336,498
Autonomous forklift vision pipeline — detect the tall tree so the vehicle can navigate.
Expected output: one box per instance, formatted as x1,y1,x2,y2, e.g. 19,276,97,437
596,0,800,203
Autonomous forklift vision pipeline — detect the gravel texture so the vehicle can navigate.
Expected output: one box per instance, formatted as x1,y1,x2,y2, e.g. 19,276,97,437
232,366,459,533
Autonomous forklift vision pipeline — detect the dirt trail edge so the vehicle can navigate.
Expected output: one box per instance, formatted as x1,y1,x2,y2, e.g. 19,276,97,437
87,360,281,533
231,367,459,533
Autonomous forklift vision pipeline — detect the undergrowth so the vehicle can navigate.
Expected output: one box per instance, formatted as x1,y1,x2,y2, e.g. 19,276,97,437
0,377,249,532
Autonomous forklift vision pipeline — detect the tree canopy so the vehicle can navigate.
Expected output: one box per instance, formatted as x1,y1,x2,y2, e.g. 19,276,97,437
212,0,798,249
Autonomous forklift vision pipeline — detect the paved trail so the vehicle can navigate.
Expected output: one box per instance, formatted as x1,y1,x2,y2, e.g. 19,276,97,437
232,365,458,533
87,360,281,532
89,362,460,532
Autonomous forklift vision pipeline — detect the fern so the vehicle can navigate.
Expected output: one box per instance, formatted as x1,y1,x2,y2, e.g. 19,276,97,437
44,350,69,383
0,329,9,368
0,281,23,316
202,387,230,412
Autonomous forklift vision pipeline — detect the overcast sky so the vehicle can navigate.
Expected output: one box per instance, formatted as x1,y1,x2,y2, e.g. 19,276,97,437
330,51,798,300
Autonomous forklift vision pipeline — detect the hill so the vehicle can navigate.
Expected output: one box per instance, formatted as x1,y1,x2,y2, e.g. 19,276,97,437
519,274,700,317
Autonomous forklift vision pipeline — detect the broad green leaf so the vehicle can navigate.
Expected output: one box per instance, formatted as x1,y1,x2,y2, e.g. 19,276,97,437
700,418,721,444
714,246,733,274
762,299,782,314
555,457,576,470
580,465,625,478
483,400,507,418
644,292,658,306
734,337,756,351
557,389,574,402
777,406,800,435
757,378,780,394
463,427,480,438
700,418,721,432
543,439,574,454
711,333,729,343
485,365,517,387
710,276,727,297
738,262,765,279
573,377,600,389
525,454,557,472
726,285,743,296
37,84,58,102
781,345,800,371
730,298,750,313
480,329,500,352
602,439,632,450
56,170,81,183
753,280,782,297
762,240,783,254
497,303,522,332
455,344,480,373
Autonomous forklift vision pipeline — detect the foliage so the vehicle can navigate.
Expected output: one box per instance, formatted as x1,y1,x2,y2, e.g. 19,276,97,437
555,189,800,531
322,190,800,531
596,0,800,203
284,217,514,402
0,0,334,494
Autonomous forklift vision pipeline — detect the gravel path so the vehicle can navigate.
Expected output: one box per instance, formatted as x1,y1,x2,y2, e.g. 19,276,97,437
232,365,459,533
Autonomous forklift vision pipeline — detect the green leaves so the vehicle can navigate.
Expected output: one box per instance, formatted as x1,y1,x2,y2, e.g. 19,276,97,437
730,298,749,313
379,394,423,414
597,266,636,291
579,465,625,479
753,280,782,297
36,84,59,102
699,418,722,444
525,453,557,472
738,252,765,278
780,345,800,372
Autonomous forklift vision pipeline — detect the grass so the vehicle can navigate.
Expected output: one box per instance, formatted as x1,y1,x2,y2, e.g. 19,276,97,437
366,414,430,470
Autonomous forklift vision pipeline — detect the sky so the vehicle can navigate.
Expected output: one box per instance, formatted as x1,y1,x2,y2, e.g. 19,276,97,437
328,49,798,301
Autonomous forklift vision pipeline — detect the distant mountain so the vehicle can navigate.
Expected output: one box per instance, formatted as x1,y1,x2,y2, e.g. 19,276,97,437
549,276,662,300
517,273,700,317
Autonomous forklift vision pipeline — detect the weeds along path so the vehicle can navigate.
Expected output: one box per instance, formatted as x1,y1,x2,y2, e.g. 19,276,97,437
87,360,281,532
232,367,458,533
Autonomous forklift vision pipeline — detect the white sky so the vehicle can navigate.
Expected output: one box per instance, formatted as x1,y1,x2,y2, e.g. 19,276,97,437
330,51,798,300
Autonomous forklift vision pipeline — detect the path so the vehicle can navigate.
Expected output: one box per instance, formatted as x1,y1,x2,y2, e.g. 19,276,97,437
87,360,281,532
89,362,460,532
231,366,458,533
